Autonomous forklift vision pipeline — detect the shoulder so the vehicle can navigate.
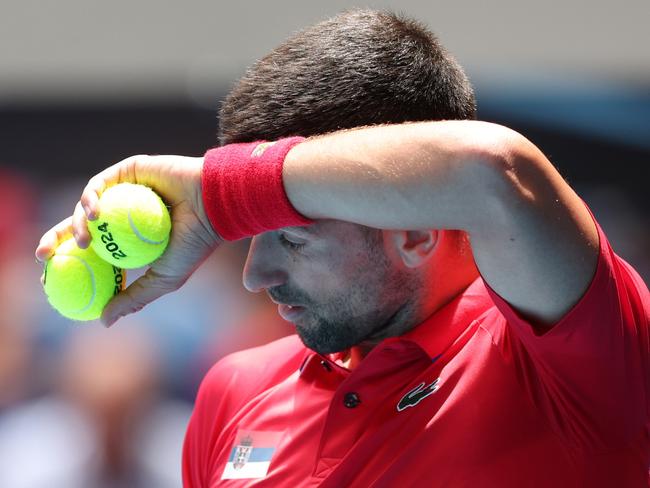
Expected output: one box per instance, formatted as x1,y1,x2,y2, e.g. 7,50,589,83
197,334,307,412
205,333,306,379
183,335,307,486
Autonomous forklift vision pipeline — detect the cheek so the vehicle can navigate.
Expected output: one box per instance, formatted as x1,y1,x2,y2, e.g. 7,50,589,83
290,257,352,303
317,262,386,309
290,237,390,305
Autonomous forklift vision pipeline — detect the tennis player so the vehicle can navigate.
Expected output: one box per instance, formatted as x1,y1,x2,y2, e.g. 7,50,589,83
36,9,649,487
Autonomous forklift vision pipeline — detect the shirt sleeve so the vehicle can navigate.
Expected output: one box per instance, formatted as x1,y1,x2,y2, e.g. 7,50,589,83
484,210,649,449
181,353,271,487
182,359,235,488
182,336,307,487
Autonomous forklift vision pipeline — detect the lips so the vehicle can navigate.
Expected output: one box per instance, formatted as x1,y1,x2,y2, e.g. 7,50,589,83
267,292,306,322
277,304,305,322
268,294,302,308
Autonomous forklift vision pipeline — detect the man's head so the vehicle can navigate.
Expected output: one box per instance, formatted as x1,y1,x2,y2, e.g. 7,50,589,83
224,10,478,354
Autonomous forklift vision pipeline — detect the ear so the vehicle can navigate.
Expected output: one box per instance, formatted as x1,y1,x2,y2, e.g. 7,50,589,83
387,230,440,268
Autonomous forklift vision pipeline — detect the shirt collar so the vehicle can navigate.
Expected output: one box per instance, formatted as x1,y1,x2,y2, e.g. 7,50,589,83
398,278,494,358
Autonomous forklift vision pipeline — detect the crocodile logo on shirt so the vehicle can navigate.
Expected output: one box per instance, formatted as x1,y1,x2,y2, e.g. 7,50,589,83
396,378,440,412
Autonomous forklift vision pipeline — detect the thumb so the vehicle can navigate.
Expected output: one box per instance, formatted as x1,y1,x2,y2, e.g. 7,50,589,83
100,269,182,327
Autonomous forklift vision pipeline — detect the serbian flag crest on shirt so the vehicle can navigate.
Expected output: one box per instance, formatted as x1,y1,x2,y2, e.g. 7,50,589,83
221,430,283,480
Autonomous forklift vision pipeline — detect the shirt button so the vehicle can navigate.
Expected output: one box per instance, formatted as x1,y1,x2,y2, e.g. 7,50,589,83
343,392,361,408
320,360,333,372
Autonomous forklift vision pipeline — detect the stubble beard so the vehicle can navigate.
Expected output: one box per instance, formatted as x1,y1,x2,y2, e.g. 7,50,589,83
272,228,423,355
293,268,420,355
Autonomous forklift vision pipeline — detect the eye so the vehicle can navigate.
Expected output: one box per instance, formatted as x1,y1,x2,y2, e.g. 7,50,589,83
278,233,306,251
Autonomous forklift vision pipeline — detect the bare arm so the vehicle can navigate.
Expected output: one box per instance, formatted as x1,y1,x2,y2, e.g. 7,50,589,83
283,120,599,326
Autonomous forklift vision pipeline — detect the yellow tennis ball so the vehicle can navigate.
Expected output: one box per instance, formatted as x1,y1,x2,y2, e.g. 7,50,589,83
88,183,171,269
43,237,126,321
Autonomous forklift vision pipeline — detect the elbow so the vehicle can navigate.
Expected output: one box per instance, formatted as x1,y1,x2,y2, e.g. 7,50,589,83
472,124,549,204
467,123,529,173
458,123,553,223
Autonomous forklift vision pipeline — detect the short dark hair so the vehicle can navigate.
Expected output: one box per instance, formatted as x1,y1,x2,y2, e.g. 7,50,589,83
219,9,476,145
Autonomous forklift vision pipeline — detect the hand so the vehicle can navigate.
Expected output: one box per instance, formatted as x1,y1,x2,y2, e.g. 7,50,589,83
35,154,223,326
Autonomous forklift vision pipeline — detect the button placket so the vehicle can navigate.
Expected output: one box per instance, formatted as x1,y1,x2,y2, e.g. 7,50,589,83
315,342,431,472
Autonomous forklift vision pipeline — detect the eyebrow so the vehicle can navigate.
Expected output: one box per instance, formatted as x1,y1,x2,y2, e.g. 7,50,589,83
282,226,318,238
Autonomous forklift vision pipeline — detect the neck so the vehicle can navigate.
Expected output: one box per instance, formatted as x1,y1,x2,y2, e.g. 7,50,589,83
336,346,367,370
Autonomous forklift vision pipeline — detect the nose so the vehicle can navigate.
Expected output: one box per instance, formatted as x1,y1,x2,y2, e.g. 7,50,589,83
242,234,288,292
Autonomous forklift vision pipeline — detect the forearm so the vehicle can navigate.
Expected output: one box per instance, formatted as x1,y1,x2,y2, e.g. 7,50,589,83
282,120,518,232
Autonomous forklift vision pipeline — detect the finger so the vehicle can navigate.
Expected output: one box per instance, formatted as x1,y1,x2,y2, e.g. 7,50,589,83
101,269,181,327
72,201,91,249
80,155,141,221
35,216,74,262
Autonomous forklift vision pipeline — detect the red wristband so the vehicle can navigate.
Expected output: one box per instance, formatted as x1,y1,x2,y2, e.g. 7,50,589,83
201,137,313,241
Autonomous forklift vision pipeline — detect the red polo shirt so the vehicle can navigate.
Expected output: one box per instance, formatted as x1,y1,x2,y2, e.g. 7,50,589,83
183,220,649,487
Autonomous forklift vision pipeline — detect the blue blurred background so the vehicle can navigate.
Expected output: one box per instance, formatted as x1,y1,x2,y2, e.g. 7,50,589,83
1,1,648,486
